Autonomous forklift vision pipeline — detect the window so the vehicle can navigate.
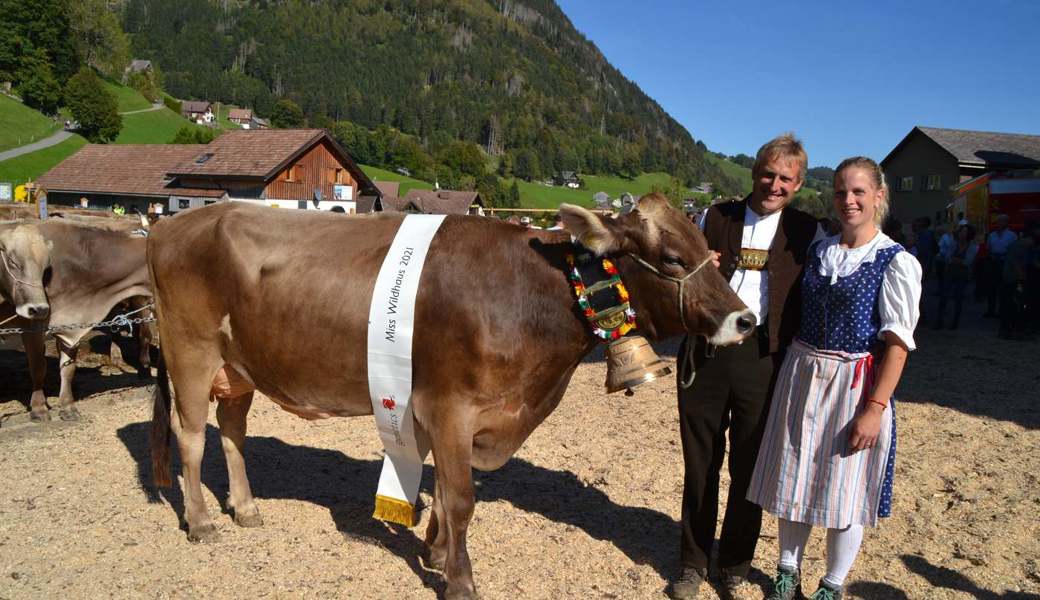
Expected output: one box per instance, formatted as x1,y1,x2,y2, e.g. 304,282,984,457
924,174,941,190
283,165,304,182
899,176,914,191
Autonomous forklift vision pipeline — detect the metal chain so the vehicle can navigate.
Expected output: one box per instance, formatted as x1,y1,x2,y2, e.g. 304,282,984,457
0,303,156,338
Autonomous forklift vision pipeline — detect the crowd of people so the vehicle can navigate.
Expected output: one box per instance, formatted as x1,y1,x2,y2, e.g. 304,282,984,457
880,212,1039,339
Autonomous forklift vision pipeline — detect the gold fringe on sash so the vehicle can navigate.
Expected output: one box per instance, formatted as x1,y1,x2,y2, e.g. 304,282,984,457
373,494,417,527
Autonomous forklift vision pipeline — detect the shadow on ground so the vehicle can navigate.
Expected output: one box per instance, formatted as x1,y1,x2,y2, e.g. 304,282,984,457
899,554,1040,600
116,422,679,596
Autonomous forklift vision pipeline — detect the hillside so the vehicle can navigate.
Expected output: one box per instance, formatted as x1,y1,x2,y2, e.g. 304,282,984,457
122,0,741,193
0,95,60,152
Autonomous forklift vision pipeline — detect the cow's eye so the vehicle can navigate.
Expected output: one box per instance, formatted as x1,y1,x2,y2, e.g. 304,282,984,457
662,254,684,268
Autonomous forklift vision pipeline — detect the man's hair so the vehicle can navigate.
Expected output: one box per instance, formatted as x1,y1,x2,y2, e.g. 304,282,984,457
752,133,808,181
834,156,890,225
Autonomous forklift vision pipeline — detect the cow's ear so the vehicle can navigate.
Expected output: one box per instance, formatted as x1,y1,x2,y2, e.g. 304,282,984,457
558,204,622,255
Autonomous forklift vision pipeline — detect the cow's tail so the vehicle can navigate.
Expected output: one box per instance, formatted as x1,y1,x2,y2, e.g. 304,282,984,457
150,348,173,488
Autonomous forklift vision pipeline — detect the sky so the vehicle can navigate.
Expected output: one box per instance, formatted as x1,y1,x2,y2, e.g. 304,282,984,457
556,0,1040,168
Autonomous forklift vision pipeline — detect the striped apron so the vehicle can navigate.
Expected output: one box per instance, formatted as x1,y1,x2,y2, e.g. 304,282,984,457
747,339,896,528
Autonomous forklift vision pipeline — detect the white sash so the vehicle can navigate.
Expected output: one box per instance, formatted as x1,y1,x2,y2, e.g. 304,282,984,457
367,214,446,526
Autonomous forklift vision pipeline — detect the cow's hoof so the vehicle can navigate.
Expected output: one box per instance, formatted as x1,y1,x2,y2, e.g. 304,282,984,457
444,584,478,600
233,511,264,528
59,407,80,421
186,524,220,543
30,410,51,423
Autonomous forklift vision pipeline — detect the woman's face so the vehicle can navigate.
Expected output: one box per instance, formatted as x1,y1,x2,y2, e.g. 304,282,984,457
833,167,882,230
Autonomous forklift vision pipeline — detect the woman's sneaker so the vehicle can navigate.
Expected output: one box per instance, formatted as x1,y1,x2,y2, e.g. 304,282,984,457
808,580,843,600
765,567,803,600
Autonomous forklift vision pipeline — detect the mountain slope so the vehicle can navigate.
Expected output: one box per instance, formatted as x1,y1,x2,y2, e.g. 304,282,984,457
121,0,740,192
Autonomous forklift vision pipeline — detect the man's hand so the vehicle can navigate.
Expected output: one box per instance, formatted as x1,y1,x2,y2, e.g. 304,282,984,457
710,251,721,269
848,402,884,452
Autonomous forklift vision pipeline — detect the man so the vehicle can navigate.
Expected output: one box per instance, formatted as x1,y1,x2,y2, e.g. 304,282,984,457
998,220,1036,339
985,214,1017,317
671,133,821,600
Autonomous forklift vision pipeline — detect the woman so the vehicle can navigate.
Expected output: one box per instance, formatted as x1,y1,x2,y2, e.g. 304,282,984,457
934,223,977,329
747,157,922,600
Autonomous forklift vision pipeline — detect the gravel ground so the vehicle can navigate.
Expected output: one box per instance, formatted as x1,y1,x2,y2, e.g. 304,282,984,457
0,299,1037,599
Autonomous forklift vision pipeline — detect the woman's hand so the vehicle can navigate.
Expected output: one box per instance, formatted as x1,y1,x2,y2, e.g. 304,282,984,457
848,402,884,452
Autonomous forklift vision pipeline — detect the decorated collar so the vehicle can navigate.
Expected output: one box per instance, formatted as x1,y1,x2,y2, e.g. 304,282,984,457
566,247,637,341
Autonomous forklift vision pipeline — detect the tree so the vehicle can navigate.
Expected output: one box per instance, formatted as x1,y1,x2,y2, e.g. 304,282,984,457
437,140,485,179
16,56,62,114
64,67,122,142
170,125,217,144
68,0,130,78
270,98,304,128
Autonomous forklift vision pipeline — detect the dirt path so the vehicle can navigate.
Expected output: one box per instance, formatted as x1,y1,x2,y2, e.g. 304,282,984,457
0,301,1037,599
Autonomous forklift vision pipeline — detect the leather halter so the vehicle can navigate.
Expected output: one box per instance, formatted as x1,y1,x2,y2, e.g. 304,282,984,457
0,248,43,289
624,253,713,333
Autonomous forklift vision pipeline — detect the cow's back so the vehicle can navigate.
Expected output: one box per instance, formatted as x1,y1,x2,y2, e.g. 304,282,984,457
147,203,585,422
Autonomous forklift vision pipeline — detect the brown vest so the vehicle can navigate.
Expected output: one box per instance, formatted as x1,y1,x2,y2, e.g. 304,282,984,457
703,198,819,353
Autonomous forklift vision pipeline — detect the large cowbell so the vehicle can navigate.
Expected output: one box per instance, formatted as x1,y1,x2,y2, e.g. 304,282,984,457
604,334,673,394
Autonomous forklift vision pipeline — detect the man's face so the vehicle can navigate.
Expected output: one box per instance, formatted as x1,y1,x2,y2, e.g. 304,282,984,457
750,157,803,215
996,216,1009,231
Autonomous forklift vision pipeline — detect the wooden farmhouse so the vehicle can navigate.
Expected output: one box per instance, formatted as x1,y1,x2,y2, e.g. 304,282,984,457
181,101,215,125
882,126,1040,227
37,129,381,215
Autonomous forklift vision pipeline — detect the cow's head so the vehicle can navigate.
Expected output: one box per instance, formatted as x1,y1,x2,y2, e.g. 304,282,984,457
0,223,51,320
559,194,754,345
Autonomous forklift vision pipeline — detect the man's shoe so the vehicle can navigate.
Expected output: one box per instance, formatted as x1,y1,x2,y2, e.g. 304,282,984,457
669,566,707,600
808,580,843,600
765,567,803,600
720,573,758,600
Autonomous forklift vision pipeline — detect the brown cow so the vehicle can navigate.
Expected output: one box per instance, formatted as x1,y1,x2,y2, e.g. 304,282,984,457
147,194,754,599
0,221,51,321
0,220,151,421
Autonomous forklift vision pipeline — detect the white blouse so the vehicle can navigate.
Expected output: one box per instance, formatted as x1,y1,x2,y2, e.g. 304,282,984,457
815,232,923,351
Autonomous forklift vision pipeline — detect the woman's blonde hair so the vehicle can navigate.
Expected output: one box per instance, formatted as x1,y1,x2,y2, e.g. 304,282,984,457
834,156,889,225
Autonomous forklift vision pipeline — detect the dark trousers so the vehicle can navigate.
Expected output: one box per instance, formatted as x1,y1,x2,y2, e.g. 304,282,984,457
677,331,781,576
987,257,1006,315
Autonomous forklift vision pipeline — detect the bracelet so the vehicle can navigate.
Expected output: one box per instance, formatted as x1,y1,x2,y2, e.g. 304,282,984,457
867,397,888,410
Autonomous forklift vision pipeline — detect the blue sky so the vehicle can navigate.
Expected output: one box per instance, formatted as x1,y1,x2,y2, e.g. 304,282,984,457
556,0,1040,168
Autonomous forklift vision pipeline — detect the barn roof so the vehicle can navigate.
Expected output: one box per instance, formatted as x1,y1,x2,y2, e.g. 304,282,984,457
373,181,400,198
37,145,226,198
402,189,483,214
883,126,1040,169
181,101,212,114
166,129,379,196
227,108,253,121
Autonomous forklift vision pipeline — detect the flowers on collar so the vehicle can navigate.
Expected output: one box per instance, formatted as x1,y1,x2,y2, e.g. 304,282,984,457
567,253,637,341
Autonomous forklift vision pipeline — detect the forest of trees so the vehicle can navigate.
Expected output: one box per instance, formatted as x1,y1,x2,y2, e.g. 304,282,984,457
120,0,743,194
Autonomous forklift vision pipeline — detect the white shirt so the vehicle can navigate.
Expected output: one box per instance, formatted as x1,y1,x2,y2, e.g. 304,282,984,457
700,206,826,326
814,232,923,350
986,229,1017,256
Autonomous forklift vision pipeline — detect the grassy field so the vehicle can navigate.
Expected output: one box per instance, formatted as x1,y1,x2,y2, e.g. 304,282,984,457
103,79,153,113
115,107,199,144
510,171,679,209
359,165,435,195
707,153,752,195
0,135,86,185
0,95,61,152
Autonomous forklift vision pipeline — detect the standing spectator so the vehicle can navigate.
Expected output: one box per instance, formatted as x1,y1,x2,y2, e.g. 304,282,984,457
934,224,977,329
985,214,1017,317
78,197,89,209
999,221,1036,339
1024,222,1040,334
935,222,955,295
912,217,937,281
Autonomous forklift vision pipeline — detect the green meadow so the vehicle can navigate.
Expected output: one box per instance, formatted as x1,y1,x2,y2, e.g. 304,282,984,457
0,94,61,152
0,135,87,184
